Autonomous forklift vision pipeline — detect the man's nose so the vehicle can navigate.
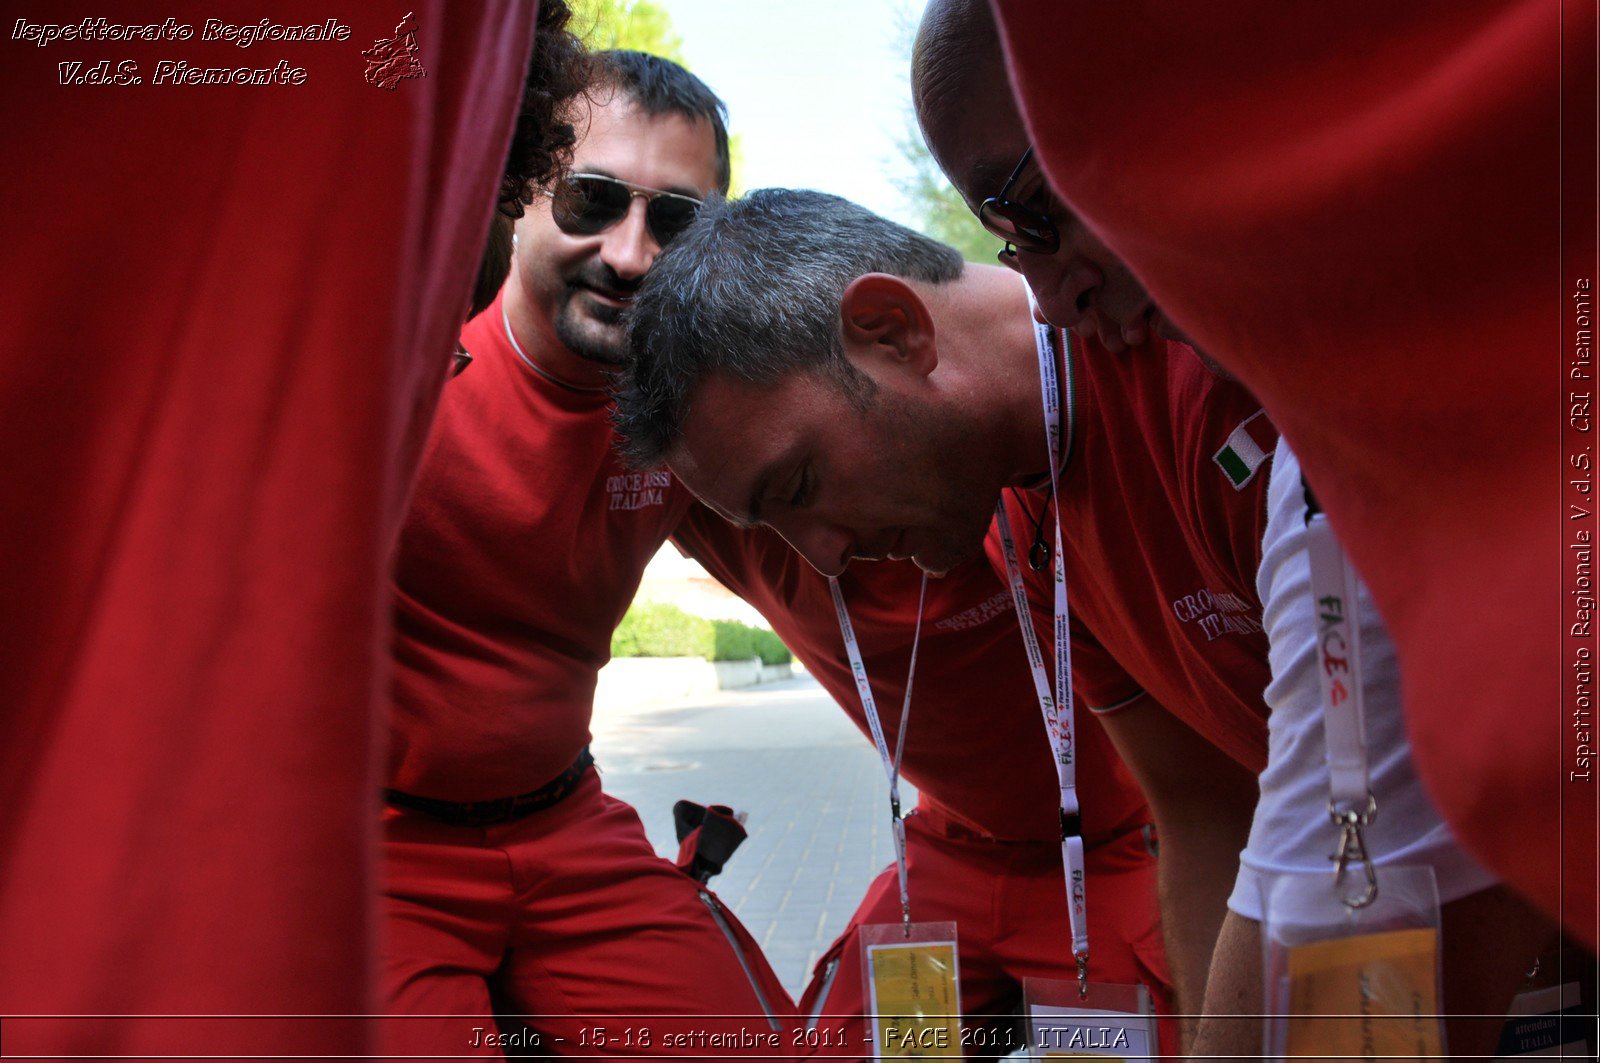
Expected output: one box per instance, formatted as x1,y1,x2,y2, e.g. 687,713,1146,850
777,521,854,579
1020,252,1102,331
599,198,658,282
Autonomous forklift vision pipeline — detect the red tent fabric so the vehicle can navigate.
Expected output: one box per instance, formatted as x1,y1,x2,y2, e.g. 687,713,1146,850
994,0,1596,947
0,3,537,1053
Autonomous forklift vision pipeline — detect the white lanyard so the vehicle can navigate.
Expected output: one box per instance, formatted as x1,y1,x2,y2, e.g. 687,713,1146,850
829,572,928,929
997,319,1089,993
1303,478,1378,908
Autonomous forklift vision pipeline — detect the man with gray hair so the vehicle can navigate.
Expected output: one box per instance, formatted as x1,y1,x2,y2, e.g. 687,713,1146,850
617,188,1278,1050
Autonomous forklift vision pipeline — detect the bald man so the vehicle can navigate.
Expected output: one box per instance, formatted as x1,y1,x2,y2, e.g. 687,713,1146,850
909,2,1558,1058
986,0,1594,959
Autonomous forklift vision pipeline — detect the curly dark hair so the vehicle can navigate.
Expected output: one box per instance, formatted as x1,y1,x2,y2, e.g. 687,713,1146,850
466,3,590,320
469,213,516,319
497,0,590,219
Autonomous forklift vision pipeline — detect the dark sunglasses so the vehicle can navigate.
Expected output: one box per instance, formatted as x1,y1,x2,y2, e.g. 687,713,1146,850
977,146,1060,258
546,173,704,247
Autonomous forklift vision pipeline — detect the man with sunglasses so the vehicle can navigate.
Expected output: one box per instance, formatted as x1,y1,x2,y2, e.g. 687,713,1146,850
908,2,1558,1058
381,51,796,1056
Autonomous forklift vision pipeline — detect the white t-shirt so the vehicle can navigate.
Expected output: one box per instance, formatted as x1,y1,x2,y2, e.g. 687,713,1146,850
1228,442,1497,919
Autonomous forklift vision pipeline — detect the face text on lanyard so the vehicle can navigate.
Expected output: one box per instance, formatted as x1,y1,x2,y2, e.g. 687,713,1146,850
997,318,1089,995
829,572,928,934
1303,477,1378,909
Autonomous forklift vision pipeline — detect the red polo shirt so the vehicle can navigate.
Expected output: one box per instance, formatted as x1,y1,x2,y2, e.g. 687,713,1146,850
674,509,1151,846
391,291,693,801
992,332,1275,773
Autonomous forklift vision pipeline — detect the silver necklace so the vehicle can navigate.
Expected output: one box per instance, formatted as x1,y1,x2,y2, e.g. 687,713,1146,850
501,302,608,395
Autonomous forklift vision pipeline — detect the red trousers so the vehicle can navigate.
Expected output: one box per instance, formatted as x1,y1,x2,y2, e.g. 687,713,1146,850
380,770,798,1058
797,809,1177,1060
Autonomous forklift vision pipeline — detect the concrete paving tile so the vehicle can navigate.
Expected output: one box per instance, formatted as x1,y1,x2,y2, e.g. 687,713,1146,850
591,675,915,997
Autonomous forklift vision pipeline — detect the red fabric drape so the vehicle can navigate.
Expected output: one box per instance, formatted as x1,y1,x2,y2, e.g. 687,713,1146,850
995,0,1595,946
0,3,538,1053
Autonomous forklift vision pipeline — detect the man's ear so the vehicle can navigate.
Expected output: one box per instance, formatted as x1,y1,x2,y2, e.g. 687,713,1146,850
839,273,937,378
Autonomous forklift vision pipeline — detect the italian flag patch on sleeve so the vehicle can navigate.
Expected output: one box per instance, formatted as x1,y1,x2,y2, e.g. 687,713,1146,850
1213,410,1277,489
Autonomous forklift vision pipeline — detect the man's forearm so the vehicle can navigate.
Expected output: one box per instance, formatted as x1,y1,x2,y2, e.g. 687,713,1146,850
1190,912,1266,1063
1094,699,1260,1049
1150,807,1254,1048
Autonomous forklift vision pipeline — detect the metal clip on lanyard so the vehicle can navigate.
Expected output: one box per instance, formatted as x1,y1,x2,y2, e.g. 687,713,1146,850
1301,477,1378,909
829,573,928,936
997,319,1090,996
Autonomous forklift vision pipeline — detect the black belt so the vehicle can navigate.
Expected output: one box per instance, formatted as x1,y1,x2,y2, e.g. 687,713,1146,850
385,748,595,827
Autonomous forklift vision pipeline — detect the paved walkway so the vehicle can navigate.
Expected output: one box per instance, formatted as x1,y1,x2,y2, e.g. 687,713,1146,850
590,674,914,999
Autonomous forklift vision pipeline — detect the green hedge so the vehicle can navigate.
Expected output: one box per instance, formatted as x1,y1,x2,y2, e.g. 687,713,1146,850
716,621,792,666
612,602,792,665
611,601,711,659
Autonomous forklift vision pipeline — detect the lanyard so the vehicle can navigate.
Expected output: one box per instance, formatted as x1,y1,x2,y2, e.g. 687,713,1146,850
1302,476,1378,908
997,319,1089,993
829,572,928,932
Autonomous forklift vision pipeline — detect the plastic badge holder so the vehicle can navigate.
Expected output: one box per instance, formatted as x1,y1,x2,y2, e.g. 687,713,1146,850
1496,982,1588,1059
1492,941,1597,1059
1260,865,1446,1062
861,920,961,1059
1024,976,1157,1060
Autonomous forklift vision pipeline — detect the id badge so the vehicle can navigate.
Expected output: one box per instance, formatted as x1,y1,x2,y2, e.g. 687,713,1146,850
860,921,961,1059
1024,977,1158,1061
1486,939,1595,1059
1261,866,1445,1062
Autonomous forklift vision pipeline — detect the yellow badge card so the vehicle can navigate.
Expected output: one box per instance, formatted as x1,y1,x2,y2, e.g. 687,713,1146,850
1285,927,1444,1060
866,940,961,1058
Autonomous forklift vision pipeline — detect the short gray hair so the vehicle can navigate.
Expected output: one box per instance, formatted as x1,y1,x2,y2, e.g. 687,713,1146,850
614,188,964,468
